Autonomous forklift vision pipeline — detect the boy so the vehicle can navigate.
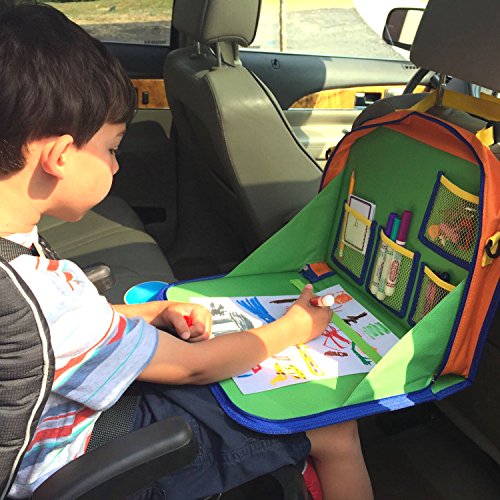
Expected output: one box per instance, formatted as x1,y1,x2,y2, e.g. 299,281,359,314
0,3,373,499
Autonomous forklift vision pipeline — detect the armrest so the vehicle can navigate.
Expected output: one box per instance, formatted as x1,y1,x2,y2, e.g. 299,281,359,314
33,416,197,500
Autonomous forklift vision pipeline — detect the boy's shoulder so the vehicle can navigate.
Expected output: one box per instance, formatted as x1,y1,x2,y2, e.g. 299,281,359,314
3,229,105,325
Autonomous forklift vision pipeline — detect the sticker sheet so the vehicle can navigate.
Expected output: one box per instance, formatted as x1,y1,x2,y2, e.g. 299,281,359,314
191,285,399,394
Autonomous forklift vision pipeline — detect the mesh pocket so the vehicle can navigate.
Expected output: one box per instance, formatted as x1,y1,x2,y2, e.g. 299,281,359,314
421,173,479,267
332,203,375,284
409,265,456,325
368,229,419,317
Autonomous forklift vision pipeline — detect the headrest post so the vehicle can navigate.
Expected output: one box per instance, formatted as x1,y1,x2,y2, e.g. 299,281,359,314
215,42,222,68
435,74,448,107
232,43,242,67
195,41,201,55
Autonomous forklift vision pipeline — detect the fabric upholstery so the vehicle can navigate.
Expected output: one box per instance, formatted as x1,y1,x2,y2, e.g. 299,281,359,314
39,196,175,303
165,12,322,251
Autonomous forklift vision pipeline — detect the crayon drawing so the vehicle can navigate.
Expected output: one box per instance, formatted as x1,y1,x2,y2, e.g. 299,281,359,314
191,285,399,394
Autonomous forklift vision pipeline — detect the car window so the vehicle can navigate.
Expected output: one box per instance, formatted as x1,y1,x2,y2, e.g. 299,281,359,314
250,0,428,60
48,0,172,45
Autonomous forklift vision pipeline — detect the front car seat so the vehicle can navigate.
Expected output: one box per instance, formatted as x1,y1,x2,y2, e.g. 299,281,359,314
164,0,322,253
351,0,500,469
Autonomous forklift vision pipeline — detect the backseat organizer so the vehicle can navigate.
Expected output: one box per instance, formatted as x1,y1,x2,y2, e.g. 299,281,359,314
39,196,175,303
166,91,500,434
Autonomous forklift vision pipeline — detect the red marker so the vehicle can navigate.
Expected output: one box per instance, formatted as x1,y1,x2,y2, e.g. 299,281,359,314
310,295,335,307
183,315,193,327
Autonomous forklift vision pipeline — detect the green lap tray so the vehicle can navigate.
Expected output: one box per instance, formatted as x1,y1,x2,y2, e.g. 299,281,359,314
168,125,476,425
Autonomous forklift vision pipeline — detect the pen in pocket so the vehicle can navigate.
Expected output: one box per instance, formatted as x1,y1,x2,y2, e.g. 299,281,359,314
385,211,412,297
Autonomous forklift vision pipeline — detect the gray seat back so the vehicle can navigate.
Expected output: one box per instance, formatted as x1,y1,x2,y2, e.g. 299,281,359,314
164,0,322,250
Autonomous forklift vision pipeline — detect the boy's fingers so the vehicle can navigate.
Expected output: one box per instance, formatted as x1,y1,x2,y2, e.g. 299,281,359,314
187,319,210,342
296,284,314,305
169,313,191,340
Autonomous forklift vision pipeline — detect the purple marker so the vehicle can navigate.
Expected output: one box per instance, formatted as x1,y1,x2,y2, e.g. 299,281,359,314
385,211,412,297
369,213,397,295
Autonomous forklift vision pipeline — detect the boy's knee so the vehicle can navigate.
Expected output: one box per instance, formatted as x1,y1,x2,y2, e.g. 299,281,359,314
307,420,361,460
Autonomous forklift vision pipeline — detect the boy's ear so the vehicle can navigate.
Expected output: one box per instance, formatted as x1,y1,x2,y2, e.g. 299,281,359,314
39,135,75,180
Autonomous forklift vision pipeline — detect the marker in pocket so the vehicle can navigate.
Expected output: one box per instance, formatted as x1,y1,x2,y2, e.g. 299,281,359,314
376,217,401,300
385,211,412,297
369,213,397,295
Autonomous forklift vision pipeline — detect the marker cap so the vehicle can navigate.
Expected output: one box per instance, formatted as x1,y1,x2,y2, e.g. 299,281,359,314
319,295,335,307
389,217,401,241
396,211,412,244
384,212,398,237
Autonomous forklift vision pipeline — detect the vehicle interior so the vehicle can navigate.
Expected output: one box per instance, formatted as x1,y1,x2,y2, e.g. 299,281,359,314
1,0,499,498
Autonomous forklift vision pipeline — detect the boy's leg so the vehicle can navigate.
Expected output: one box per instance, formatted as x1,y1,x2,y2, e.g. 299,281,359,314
131,383,311,500
306,420,373,500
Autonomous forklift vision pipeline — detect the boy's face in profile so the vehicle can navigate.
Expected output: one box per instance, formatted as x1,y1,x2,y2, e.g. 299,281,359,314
47,122,126,222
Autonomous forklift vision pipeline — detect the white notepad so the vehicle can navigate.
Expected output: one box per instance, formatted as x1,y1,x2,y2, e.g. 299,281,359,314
344,195,376,254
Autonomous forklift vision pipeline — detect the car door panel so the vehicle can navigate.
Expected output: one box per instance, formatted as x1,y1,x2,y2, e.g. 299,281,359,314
104,43,177,249
240,51,424,162
285,108,358,168
240,51,420,109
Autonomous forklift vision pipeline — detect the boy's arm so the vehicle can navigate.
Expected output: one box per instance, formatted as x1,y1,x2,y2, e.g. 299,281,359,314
136,285,332,385
113,300,212,342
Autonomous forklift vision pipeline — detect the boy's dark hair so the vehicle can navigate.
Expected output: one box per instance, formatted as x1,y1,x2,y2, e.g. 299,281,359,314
0,1,137,174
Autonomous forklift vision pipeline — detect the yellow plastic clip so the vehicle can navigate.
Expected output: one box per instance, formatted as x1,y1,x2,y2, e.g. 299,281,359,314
482,232,500,267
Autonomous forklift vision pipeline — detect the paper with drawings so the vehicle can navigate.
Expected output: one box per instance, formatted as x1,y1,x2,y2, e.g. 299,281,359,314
190,285,399,394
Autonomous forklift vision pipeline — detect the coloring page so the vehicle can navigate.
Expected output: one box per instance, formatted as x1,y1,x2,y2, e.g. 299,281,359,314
191,285,399,394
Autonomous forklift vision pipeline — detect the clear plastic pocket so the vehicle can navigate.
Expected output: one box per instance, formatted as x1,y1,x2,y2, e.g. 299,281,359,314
420,172,479,267
332,202,376,284
367,229,420,317
409,265,457,326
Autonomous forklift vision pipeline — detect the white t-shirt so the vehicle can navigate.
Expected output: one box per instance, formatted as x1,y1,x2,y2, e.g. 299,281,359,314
7,228,158,498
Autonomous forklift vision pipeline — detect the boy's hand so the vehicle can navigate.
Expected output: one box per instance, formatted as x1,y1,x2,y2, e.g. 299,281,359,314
160,302,212,342
281,285,333,345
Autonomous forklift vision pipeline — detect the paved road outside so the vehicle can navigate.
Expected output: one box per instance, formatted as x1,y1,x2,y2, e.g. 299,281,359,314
253,7,404,59
83,0,428,61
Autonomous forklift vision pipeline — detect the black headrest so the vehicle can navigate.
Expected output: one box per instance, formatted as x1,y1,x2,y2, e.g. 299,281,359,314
411,0,500,91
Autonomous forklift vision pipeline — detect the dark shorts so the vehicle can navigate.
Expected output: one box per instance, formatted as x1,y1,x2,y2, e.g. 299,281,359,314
129,383,311,500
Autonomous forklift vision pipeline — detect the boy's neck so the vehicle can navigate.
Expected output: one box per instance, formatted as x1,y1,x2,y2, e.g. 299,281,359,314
0,174,41,236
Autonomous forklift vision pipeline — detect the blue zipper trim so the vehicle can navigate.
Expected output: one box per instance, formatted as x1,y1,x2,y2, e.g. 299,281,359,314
210,382,443,434
432,379,472,401
467,279,500,381
163,273,226,298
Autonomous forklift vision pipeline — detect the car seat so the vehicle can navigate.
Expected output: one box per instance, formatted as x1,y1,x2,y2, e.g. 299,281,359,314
164,0,322,254
38,196,176,304
0,241,309,500
351,0,500,469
